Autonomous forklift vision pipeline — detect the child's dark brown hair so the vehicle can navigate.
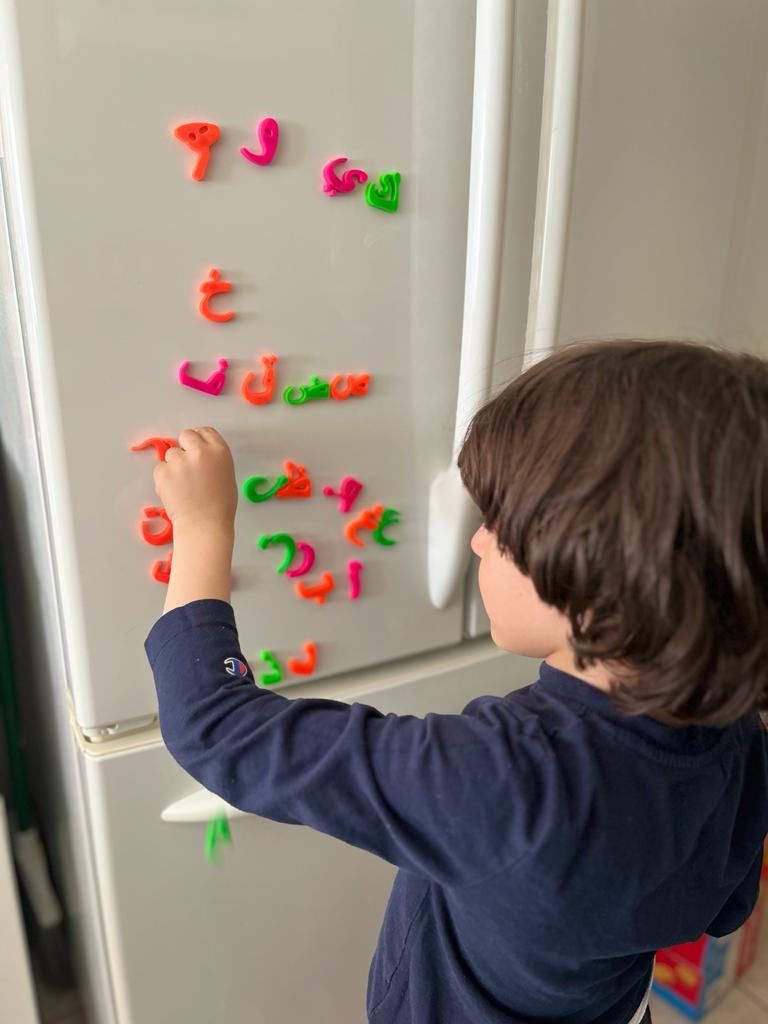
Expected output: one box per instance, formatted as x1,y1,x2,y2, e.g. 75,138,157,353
458,339,768,726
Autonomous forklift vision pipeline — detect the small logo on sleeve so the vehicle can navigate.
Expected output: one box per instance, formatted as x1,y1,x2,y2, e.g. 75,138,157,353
223,657,249,678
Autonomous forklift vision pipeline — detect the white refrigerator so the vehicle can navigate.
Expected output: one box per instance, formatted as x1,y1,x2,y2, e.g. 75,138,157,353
3,0,768,1021
0,0,543,1020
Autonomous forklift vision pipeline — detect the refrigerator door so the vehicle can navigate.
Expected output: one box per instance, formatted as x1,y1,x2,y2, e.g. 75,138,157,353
555,0,766,350
468,0,768,631
80,643,530,1024
0,0,484,732
716,2,768,359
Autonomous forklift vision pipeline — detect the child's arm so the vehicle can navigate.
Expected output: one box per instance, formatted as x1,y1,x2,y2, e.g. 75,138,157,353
145,596,527,886
154,426,237,614
163,527,234,612
146,427,531,886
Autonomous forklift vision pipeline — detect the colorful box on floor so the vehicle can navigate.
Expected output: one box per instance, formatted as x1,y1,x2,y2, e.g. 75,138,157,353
652,846,768,1019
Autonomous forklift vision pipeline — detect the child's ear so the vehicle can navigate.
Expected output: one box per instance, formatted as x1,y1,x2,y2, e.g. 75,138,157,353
471,526,490,557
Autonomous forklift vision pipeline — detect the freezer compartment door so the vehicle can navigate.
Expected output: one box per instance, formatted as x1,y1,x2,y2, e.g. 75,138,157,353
81,644,530,1024
87,745,394,1024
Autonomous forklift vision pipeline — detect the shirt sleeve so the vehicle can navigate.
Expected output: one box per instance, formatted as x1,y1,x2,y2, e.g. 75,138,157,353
145,599,531,887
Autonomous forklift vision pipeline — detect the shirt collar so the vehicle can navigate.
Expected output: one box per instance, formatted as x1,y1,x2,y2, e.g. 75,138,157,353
536,660,731,755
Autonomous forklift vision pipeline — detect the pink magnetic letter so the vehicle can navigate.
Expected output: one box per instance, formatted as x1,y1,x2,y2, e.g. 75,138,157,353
322,157,368,196
323,476,363,514
240,117,279,166
348,560,363,601
285,542,316,579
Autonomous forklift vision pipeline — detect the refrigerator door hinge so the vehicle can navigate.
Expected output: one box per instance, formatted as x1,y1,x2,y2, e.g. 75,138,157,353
80,714,158,743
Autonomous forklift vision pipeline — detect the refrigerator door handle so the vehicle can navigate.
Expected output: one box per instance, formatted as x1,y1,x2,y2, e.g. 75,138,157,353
427,0,515,610
523,0,584,370
427,0,584,611
161,789,248,823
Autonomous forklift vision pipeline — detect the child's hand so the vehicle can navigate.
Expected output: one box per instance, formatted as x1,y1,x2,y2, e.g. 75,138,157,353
153,427,238,535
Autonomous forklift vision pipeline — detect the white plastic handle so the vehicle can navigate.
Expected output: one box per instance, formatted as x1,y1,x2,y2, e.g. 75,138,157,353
523,0,584,370
427,0,584,610
427,0,515,610
161,789,248,823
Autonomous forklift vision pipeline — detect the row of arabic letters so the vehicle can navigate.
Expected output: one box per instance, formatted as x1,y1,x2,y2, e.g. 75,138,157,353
320,159,400,212
243,471,400,545
283,372,370,405
345,505,401,546
242,466,369,512
174,118,278,181
257,537,364,602
142,514,395,591
172,120,400,212
175,356,371,405
291,564,362,603
242,461,311,503
322,159,401,213
258,534,316,577
131,446,366,517
257,641,317,686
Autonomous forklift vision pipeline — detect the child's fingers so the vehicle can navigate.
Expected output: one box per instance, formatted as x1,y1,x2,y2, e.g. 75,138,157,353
178,428,205,451
152,460,167,496
196,425,228,448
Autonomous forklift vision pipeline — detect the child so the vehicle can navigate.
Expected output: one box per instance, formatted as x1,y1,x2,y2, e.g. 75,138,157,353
145,339,768,1024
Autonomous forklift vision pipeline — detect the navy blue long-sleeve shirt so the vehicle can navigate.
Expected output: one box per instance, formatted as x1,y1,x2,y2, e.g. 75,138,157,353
145,600,768,1024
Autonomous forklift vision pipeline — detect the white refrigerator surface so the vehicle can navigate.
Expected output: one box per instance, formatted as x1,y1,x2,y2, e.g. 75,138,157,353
0,1,537,1022
1,0,481,733
6,1,768,1023
81,642,530,1024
